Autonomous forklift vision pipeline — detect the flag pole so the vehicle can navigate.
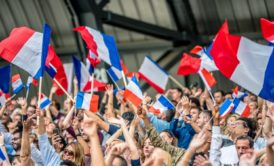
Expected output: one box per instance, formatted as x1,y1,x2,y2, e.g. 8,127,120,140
90,74,95,96
169,75,185,91
198,71,216,105
53,78,74,102
121,71,127,87
25,89,30,100
106,70,120,90
38,77,42,108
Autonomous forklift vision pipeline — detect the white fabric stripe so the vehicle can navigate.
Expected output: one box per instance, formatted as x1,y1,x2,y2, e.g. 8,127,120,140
127,81,143,100
86,27,111,65
139,57,168,90
112,67,122,78
12,32,43,77
231,37,273,95
80,62,90,90
82,93,91,110
235,101,246,115
198,70,211,91
153,101,166,113
200,53,218,71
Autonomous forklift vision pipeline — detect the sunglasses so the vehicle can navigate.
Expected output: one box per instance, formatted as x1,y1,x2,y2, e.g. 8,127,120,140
64,149,74,156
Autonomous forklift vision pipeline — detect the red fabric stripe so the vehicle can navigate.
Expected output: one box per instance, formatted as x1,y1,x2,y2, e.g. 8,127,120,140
123,89,142,107
89,94,99,112
260,18,274,42
138,72,165,93
210,28,240,78
12,74,21,83
201,68,216,88
241,106,250,118
74,26,99,57
177,53,201,76
190,45,203,55
0,27,35,62
149,106,161,115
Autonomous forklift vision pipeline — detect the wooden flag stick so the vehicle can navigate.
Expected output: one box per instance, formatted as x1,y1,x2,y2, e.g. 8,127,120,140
53,78,74,102
169,75,185,90
25,89,30,100
38,77,43,108
121,70,127,87
208,89,216,105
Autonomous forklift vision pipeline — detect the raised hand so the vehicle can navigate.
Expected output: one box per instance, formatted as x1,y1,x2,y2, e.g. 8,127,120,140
189,128,209,150
193,154,212,166
105,84,114,96
17,97,27,110
82,114,98,137
239,149,256,166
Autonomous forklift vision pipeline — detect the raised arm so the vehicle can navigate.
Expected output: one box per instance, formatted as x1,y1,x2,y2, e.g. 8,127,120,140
105,85,115,119
20,119,33,166
62,105,75,129
83,113,105,166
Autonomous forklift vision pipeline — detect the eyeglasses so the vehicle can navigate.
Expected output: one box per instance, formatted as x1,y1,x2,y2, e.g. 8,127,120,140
64,149,74,157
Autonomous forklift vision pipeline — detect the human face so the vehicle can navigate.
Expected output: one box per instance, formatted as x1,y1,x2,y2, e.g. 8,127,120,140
236,139,251,157
214,92,224,105
190,108,199,122
13,115,21,122
63,145,75,162
197,112,209,128
12,132,21,151
171,89,182,102
63,99,72,111
232,120,249,138
248,102,258,111
143,138,154,158
159,132,173,145
226,116,237,133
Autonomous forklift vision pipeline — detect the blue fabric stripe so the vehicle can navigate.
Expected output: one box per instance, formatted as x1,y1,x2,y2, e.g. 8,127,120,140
0,148,6,161
145,56,169,75
102,34,122,70
40,99,51,110
72,56,82,90
204,43,213,60
158,95,175,110
13,84,24,94
0,65,11,93
231,98,240,113
220,99,233,115
36,24,51,79
107,67,119,82
45,66,57,78
76,92,84,109
131,76,141,90
259,49,274,102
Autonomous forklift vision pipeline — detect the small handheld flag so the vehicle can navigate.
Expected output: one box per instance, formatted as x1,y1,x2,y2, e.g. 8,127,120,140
39,93,51,110
138,56,169,93
219,99,234,119
232,98,250,118
198,68,216,91
76,92,99,112
107,66,122,82
12,74,24,94
149,95,175,115
123,76,144,106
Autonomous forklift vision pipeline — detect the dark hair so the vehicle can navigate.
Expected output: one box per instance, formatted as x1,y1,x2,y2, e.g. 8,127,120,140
189,97,201,108
163,110,175,122
122,111,135,124
114,155,128,166
60,160,77,166
172,88,183,97
238,117,258,139
160,129,177,146
12,128,22,138
236,135,254,148
52,100,61,110
214,90,225,96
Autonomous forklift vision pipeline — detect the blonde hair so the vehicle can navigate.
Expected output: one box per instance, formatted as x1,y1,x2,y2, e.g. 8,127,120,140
65,142,85,166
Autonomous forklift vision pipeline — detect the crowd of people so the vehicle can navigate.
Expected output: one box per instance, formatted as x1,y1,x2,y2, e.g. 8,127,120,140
0,80,274,166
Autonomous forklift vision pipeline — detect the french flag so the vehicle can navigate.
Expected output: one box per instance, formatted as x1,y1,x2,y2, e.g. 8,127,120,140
149,95,175,115
232,98,250,117
210,22,274,102
86,50,100,74
73,56,106,92
0,65,11,93
39,93,51,110
46,46,68,96
12,74,24,94
74,26,122,70
75,92,99,112
190,45,218,72
0,25,51,79
107,66,122,82
198,68,217,91
124,76,144,106
219,99,234,119
138,56,169,93
260,18,274,43
232,86,247,100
